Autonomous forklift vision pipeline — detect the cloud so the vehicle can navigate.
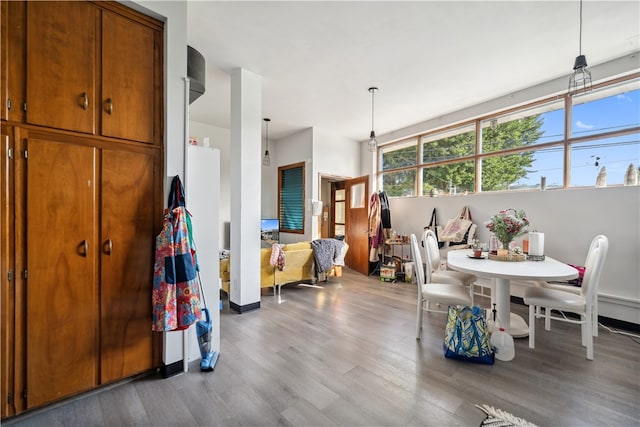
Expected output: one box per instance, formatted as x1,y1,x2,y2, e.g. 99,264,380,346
616,94,632,102
575,120,594,130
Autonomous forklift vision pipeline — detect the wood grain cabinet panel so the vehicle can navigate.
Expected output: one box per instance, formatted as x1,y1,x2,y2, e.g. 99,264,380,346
25,1,97,134
100,148,155,383
101,11,156,144
25,138,98,408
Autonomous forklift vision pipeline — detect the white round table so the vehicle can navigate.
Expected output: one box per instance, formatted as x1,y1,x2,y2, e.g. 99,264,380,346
447,249,578,337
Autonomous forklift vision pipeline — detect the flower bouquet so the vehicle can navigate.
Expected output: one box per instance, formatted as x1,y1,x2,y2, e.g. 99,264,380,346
485,208,529,253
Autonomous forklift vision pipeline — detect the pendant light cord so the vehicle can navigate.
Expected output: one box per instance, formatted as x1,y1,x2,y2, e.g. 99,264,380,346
371,89,375,132
578,0,583,55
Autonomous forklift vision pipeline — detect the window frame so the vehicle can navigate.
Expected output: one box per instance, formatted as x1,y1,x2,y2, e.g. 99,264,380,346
377,73,640,197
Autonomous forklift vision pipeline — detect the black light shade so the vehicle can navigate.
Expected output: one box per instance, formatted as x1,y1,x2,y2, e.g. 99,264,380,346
568,0,592,96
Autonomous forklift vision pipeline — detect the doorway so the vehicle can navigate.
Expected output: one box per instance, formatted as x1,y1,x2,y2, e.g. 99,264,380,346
319,174,370,276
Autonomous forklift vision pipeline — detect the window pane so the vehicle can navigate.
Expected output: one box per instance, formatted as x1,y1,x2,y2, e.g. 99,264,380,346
482,100,563,154
572,80,640,138
335,189,345,201
422,124,475,164
350,183,365,208
381,138,417,171
334,224,345,237
382,170,416,197
480,146,562,191
483,146,564,192
422,160,475,195
570,133,640,187
335,201,345,223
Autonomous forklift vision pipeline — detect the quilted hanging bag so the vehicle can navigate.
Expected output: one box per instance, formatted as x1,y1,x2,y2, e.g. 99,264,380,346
152,175,202,331
444,305,495,365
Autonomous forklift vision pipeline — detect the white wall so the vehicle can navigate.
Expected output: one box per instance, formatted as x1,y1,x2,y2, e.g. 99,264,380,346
387,186,640,324
311,128,361,239
267,128,313,244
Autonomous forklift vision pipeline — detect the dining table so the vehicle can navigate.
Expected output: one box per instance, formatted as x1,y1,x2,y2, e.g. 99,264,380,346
447,249,578,338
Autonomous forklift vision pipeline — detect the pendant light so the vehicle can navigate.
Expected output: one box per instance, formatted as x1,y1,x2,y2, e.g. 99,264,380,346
568,0,592,96
368,87,378,152
262,118,271,166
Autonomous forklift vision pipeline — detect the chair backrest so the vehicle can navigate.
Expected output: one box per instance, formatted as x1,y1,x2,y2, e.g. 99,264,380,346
409,234,425,300
580,235,609,302
422,229,441,276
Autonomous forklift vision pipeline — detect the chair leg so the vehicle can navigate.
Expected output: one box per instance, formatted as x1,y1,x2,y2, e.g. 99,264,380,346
593,297,599,337
529,304,535,349
585,305,593,360
416,298,423,340
545,307,551,331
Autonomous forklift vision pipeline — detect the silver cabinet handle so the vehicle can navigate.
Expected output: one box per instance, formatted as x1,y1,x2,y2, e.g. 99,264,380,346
104,239,113,255
79,240,89,257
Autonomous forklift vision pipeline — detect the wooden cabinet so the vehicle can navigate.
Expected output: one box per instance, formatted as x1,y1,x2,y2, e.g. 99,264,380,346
1,0,164,418
20,1,161,144
17,133,160,411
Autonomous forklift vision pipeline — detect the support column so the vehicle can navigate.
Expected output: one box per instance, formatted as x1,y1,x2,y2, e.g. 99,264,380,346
229,68,262,312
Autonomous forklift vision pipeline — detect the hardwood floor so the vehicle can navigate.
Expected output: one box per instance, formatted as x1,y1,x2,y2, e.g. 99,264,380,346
5,268,640,426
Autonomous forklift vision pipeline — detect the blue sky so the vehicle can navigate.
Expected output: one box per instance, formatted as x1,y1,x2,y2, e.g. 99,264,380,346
519,88,639,188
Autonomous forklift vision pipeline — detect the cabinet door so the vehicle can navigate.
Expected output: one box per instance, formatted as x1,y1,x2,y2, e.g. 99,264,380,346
1,0,26,123
100,149,155,383
26,138,97,409
25,1,96,134
101,10,156,144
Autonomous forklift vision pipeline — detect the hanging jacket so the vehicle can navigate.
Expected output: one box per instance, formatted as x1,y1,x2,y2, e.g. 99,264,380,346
152,176,201,331
379,190,391,229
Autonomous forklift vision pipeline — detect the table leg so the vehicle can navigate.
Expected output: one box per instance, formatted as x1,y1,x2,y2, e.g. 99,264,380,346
494,278,529,338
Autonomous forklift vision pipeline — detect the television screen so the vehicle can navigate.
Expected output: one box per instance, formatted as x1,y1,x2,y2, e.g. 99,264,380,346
261,218,279,231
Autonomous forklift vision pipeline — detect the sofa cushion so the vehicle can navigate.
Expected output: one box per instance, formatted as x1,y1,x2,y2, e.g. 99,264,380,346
284,241,311,251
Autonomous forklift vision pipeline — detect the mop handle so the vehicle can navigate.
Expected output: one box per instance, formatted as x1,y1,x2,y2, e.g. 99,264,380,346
197,271,208,309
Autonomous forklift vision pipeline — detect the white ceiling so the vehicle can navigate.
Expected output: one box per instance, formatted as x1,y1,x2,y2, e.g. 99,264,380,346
186,1,640,142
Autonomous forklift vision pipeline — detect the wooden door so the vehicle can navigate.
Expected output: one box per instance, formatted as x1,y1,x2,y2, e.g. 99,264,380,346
101,10,156,144
100,148,156,383
25,1,96,134
26,138,98,408
344,175,369,275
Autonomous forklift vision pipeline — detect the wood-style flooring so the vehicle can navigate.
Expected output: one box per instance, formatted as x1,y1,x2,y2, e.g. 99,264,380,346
4,268,640,426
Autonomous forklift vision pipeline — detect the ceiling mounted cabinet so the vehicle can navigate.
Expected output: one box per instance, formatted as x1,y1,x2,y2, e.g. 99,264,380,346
23,1,162,145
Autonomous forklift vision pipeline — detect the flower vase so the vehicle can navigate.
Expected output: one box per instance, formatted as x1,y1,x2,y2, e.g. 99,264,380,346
501,240,512,252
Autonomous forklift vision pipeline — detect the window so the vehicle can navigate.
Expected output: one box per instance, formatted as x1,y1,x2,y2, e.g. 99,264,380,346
278,162,305,233
333,187,345,237
378,74,640,195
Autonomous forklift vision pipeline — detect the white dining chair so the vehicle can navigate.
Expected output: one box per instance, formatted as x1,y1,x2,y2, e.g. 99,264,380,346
523,235,608,360
410,234,472,340
422,229,477,303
